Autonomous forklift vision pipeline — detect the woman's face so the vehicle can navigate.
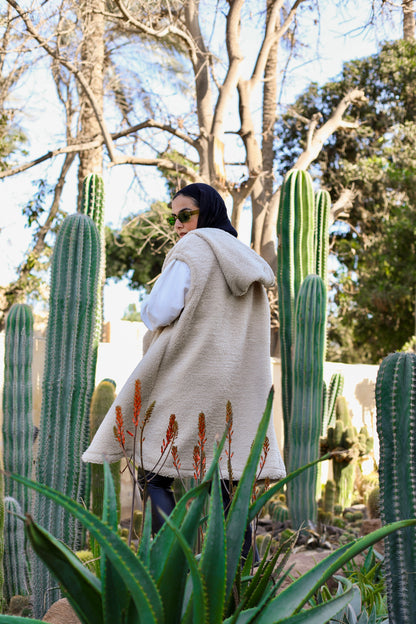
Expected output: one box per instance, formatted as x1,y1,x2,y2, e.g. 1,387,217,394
171,194,199,238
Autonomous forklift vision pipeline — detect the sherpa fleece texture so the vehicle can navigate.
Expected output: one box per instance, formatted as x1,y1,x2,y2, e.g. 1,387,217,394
83,228,286,480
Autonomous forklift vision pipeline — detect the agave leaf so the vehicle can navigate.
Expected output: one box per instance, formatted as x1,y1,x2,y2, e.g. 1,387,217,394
153,479,211,623
248,453,331,523
137,498,153,566
8,472,163,624
24,515,103,624
0,618,46,623
273,581,355,624
197,466,227,623
256,519,416,622
101,463,134,624
223,581,354,624
150,423,230,623
159,511,208,624
225,389,274,598
243,543,292,611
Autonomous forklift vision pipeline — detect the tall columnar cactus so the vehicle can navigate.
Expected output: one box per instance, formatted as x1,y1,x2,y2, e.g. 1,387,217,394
3,497,30,603
314,190,331,285
287,274,327,530
323,372,344,433
80,173,105,235
90,379,120,521
34,213,101,617
277,169,315,464
2,303,34,512
80,173,106,342
0,456,4,608
317,372,344,499
376,352,416,624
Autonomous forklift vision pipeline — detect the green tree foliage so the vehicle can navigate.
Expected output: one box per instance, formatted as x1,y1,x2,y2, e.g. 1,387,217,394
105,201,175,291
277,40,416,363
122,303,141,322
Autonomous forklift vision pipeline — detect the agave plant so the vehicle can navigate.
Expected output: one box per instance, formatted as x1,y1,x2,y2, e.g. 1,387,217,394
1,390,414,624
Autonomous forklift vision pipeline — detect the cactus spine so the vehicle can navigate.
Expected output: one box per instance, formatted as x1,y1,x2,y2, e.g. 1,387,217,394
277,169,315,465
287,274,326,529
34,213,101,617
376,352,416,624
90,379,120,521
3,497,30,603
2,303,34,512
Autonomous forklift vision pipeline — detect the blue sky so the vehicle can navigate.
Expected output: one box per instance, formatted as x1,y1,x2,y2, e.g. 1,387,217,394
0,0,403,322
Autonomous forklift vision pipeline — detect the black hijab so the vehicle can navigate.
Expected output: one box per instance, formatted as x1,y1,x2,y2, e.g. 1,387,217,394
173,183,238,237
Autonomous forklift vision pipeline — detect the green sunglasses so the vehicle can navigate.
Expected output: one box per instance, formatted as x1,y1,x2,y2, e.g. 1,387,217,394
166,209,199,226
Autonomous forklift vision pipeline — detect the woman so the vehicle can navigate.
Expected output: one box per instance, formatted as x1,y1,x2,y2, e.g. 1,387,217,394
83,183,285,555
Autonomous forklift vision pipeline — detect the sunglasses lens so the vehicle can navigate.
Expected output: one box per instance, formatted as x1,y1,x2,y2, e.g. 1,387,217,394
179,212,191,223
167,211,194,226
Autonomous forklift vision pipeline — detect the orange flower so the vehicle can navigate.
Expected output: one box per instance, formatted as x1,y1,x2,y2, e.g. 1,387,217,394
171,445,181,471
133,379,142,427
193,444,201,480
114,405,125,447
161,414,178,454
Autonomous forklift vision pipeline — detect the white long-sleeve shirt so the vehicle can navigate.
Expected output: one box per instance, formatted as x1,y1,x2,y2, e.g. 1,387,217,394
141,260,191,330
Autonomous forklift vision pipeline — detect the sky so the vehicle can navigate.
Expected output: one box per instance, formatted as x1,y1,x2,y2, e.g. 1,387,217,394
0,0,403,324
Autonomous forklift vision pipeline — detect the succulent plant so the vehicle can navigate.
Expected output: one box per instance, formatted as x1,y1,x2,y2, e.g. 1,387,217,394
287,274,326,530
2,303,34,512
376,351,416,624
33,213,101,617
89,380,120,521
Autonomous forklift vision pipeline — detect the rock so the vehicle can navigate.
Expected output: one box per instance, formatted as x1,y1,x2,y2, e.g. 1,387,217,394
42,598,81,624
8,595,31,616
360,518,384,554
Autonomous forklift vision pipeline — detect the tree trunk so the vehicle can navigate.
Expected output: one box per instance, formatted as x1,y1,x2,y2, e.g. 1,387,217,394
403,0,415,40
77,0,105,205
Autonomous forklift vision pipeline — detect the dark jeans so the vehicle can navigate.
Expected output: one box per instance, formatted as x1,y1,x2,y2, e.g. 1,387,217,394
138,471,257,560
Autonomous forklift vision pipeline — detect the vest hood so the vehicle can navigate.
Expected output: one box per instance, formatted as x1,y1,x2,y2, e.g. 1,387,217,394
175,228,275,296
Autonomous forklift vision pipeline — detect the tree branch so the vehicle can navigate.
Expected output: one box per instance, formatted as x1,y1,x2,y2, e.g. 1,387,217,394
0,119,197,179
250,0,306,90
293,89,367,170
6,0,118,162
112,0,199,65
330,186,357,225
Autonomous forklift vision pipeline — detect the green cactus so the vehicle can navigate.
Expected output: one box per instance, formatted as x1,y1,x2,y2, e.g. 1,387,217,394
376,351,416,624
323,480,336,514
318,372,344,499
276,169,315,465
132,510,143,538
287,274,327,530
0,458,4,609
322,396,373,510
2,303,34,512
33,213,101,617
89,380,120,521
255,533,278,559
277,169,331,530
367,486,380,519
269,499,289,524
314,190,330,285
317,509,333,525
323,373,344,434
3,497,30,603
80,173,106,346
75,550,96,574
80,173,105,233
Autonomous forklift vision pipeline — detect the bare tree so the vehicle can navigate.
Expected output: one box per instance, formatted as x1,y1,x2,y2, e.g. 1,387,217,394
402,0,415,39
1,0,368,329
